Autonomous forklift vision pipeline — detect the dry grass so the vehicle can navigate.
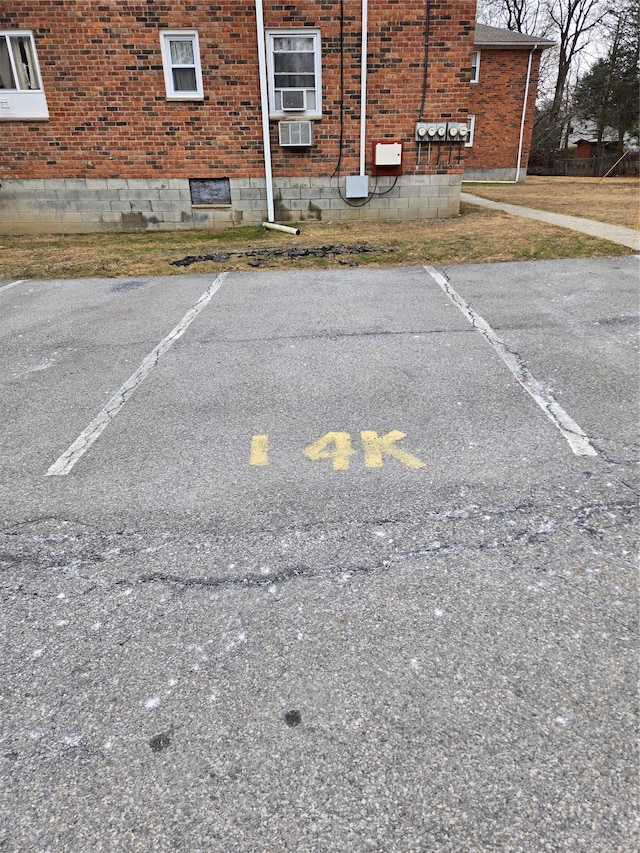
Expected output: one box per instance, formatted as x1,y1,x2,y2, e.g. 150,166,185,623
464,176,640,229
0,178,632,280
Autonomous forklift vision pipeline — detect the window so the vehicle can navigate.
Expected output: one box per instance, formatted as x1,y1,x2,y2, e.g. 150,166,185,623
470,50,480,83
189,178,231,206
0,31,48,119
266,29,321,117
465,114,475,147
160,30,203,100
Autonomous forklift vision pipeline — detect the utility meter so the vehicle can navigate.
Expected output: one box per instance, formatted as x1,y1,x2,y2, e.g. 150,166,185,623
416,122,441,142
446,122,467,142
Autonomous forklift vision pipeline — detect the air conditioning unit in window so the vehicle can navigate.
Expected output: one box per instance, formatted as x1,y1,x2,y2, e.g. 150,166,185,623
281,89,305,111
279,120,314,147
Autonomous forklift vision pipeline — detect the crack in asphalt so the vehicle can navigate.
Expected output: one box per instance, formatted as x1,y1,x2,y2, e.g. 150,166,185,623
2,498,636,624
195,327,465,345
3,507,636,639
2,495,635,543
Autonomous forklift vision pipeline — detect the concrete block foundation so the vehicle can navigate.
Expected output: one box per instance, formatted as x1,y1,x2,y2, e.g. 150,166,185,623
463,167,527,183
0,175,462,234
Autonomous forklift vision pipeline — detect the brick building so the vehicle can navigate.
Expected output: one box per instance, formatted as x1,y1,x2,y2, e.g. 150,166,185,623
0,3,545,233
464,24,554,182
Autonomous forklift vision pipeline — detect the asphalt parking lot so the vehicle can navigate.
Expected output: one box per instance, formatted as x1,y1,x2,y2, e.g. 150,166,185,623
1,257,638,851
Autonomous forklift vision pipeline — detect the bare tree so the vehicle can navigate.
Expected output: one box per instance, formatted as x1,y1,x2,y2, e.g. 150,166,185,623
548,0,609,127
573,0,640,152
476,0,545,34
477,0,611,148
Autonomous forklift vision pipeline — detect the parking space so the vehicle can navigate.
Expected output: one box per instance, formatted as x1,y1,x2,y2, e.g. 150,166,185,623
1,258,638,852
2,263,619,529
445,257,640,463
1,274,215,477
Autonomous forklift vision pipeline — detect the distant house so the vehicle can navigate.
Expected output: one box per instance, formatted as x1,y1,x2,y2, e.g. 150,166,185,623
527,118,639,177
464,24,554,183
565,118,639,157
1,4,548,234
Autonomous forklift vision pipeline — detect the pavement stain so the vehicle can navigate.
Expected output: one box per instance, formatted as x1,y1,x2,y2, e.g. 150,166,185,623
284,710,302,728
149,729,173,753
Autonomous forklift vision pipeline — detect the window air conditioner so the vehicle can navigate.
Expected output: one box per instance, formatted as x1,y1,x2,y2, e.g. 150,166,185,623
279,120,313,147
281,89,305,111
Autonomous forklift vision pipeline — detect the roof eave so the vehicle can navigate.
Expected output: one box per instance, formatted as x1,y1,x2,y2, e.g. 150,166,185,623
474,39,555,49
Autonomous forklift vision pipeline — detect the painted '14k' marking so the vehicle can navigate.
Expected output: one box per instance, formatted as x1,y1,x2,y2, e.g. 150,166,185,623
250,431,426,470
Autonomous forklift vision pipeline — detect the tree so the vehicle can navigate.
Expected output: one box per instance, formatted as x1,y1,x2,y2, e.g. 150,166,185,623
572,0,640,151
547,0,610,140
477,0,545,33
476,1,611,148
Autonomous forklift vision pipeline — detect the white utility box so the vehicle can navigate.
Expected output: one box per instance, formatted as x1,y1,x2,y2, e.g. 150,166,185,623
345,175,370,198
374,141,403,166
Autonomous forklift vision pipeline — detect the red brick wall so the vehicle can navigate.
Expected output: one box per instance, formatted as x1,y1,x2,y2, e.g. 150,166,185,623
1,1,476,180
465,47,541,171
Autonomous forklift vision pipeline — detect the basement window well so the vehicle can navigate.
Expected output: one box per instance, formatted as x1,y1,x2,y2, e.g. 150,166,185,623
189,178,231,206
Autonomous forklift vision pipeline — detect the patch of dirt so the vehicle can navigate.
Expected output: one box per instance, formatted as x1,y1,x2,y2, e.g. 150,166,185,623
171,244,388,268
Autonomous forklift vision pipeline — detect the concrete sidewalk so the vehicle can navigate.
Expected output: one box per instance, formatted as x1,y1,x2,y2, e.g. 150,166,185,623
461,191,640,251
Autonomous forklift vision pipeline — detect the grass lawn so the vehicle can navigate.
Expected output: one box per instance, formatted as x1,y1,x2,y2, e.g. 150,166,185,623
463,176,640,229
0,177,635,280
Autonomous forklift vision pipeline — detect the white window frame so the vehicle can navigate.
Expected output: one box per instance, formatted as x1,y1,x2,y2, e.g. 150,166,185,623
160,30,203,100
470,50,480,83
266,29,322,118
465,114,475,147
0,30,49,120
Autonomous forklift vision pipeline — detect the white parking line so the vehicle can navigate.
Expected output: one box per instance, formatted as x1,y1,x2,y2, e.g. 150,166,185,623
0,279,25,293
424,265,597,457
46,273,228,476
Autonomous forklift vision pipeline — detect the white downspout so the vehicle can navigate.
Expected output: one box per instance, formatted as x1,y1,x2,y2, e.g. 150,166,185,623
255,0,275,221
359,0,368,175
516,45,536,183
